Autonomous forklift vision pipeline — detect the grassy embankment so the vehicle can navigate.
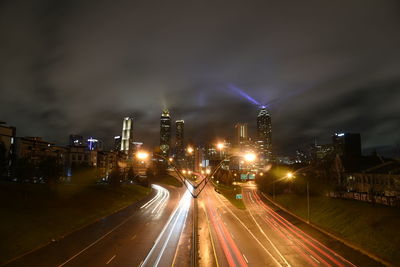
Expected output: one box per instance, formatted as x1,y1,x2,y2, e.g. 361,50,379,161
214,182,246,210
152,173,183,187
0,182,150,264
273,194,400,264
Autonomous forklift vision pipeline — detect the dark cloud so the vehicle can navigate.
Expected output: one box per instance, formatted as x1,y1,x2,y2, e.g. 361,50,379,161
0,0,400,155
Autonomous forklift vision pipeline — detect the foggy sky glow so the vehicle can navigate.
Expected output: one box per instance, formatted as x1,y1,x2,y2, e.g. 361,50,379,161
0,0,400,155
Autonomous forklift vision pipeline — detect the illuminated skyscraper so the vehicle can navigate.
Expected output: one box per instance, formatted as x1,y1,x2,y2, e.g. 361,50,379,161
121,117,134,154
257,108,272,161
234,123,248,148
114,136,121,151
160,109,171,156
175,120,185,158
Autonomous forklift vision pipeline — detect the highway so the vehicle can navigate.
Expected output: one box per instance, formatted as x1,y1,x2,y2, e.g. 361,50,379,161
198,181,381,267
5,183,188,267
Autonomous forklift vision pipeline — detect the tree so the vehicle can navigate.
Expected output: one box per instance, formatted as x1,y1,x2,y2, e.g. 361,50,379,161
127,166,136,181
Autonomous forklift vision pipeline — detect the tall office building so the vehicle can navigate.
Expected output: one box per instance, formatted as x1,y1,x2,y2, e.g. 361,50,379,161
332,133,361,157
160,109,171,156
121,117,134,154
114,136,121,151
234,123,249,148
257,108,272,161
175,120,184,158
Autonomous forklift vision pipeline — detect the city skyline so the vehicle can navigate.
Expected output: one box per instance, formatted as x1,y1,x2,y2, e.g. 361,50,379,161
1,2,400,266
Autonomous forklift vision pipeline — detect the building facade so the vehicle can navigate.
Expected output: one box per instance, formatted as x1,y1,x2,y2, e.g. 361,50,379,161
160,109,171,156
0,122,16,177
234,123,249,150
332,133,361,157
257,108,272,162
175,120,185,159
121,117,134,155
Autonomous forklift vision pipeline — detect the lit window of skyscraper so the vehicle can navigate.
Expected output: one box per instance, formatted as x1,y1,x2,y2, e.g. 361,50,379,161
160,109,171,156
121,117,134,154
257,108,272,161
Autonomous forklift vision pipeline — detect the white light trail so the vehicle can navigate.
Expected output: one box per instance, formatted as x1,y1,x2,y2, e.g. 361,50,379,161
141,184,167,210
141,190,191,267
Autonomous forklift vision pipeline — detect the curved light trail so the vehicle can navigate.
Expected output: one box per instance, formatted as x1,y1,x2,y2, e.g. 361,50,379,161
140,189,191,267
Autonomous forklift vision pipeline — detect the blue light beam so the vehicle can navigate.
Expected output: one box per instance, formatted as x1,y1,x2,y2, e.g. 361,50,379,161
227,84,261,106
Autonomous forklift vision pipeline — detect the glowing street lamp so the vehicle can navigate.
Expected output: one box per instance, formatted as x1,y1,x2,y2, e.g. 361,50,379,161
286,172,294,179
182,170,187,174
136,151,149,160
217,143,224,150
244,153,256,162
205,169,211,174
187,146,194,154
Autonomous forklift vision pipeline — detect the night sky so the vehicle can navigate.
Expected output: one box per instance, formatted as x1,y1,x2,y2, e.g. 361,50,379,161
1,1,400,155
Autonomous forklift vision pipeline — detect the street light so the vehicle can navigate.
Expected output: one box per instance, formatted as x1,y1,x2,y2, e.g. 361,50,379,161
244,152,256,162
187,146,194,154
136,151,149,160
286,172,294,179
168,157,173,162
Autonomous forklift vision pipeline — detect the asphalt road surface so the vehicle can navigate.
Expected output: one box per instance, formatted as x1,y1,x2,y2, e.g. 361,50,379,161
198,182,381,267
5,183,186,267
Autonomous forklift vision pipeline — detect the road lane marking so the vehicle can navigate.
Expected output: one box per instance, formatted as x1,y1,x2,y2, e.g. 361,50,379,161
171,197,191,267
242,254,249,263
131,234,136,240
245,191,290,266
309,255,320,264
141,190,191,267
214,190,286,267
57,185,167,267
154,193,190,267
106,255,116,264
203,201,220,267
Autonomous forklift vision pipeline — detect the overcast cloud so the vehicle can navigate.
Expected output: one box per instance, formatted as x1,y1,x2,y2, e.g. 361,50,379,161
1,0,400,155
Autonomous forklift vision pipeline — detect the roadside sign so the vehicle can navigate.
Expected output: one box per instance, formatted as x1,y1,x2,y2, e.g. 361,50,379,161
236,194,243,199
240,174,247,180
248,173,255,180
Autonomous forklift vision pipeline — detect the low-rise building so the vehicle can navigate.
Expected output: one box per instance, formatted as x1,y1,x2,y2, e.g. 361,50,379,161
0,122,16,177
332,155,400,206
68,145,97,167
98,150,118,178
